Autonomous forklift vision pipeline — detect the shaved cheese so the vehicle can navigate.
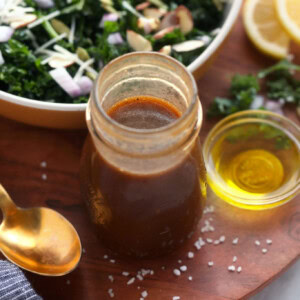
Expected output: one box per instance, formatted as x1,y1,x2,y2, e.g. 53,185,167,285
35,33,67,54
28,10,61,29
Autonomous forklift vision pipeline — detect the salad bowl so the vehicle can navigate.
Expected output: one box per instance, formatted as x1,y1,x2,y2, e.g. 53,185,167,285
0,0,242,129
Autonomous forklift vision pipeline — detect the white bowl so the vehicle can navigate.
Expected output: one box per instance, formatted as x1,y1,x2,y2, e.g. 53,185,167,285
0,0,243,129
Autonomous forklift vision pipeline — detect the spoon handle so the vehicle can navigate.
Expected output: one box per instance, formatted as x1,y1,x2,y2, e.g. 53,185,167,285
0,185,17,217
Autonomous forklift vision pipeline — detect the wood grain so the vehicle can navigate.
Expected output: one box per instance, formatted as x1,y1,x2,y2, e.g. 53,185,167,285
0,15,299,300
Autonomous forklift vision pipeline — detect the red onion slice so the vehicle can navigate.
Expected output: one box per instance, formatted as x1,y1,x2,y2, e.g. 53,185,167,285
265,100,284,115
0,26,14,43
76,76,94,95
99,13,119,28
107,32,124,45
49,68,82,98
34,0,54,9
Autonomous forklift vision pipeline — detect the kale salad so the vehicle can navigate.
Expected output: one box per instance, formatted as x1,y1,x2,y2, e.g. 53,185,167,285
0,0,226,103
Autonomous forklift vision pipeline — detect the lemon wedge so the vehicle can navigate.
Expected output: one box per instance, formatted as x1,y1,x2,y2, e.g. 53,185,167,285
274,0,300,44
243,0,290,59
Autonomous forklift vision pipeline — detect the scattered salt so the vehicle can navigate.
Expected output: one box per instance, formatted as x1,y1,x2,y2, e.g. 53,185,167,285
233,256,237,263
161,266,166,270
255,240,260,246
214,240,220,245
219,235,226,243
188,276,193,281
178,260,182,264
122,271,129,276
179,265,187,272
237,266,242,273
110,259,115,264
82,248,86,254
173,269,181,276
127,277,135,285
108,275,114,282
228,265,235,272
141,291,148,298
136,274,143,281
66,280,71,285
108,288,114,298
208,261,214,267
41,174,47,180
40,161,47,168
232,237,239,245
187,251,194,259
262,248,268,254
103,255,108,259
206,238,213,243
173,297,180,300
266,239,272,245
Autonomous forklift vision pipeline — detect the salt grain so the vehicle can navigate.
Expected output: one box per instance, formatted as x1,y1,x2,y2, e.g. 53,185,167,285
173,297,180,300
110,259,116,264
40,161,47,168
122,271,130,276
141,291,148,298
108,275,114,282
262,248,268,254
237,266,242,273
233,256,237,263
188,276,193,281
232,237,239,245
255,240,260,246
187,251,194,259
103,255,108,259
41,174,47,180
161,266,166,270
173,269,181,276
214,240,220,245
219,235,226,243
180,265,187,272
66,280,71,285
136,274,143,281
82,248,86,254
108,288,114,298
208,261,214,267
266,239,272,245
228,265,235,272
127,277,135,285
206,238,213,243
178,260,182,264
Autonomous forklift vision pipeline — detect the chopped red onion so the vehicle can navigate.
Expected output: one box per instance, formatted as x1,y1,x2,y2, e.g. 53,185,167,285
265,100,284,115
34,0,54,9
107,32,124,45
49,68,82,98
0,51,4,65
99,13,119,28
76,76,93,95
0,26,14,43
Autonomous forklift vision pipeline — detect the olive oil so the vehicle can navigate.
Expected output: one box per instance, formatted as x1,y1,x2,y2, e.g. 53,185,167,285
207,122,300,209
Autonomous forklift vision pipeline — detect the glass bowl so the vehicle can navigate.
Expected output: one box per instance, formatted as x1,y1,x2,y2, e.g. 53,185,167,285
203,110,300,210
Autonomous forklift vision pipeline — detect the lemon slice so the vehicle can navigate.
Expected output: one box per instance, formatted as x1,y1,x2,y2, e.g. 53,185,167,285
274,0,300,44
243,0,290,59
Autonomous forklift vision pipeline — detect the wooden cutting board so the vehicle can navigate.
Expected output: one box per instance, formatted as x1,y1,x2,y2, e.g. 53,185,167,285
0,15,299,300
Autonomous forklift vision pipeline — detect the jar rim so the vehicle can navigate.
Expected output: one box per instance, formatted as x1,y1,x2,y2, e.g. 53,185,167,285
92,52,200,135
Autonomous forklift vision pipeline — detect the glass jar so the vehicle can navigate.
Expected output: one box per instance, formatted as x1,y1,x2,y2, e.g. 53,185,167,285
80,52,206,257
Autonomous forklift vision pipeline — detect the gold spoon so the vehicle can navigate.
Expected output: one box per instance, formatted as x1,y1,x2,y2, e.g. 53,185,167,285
0,184,81,276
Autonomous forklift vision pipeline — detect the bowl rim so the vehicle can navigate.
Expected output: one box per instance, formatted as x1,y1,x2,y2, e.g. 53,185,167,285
0,0,243,112
203,110,300,207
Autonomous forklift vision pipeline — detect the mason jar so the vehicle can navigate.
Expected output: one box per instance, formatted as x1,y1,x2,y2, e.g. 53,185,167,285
80,52,206,257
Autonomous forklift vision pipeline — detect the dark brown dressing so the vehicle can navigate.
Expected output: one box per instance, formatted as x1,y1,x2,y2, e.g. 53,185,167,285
81,96,205,257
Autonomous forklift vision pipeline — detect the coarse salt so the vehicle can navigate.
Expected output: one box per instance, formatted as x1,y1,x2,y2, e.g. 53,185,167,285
127,277,135,285
178,260,182,264
255,240,260,246
180,265,187,272
108,288,114,298
262,248,268,254
66,280,71,285
136,274,143,281
206,238,213,243
233,256,237,263
40,161,47,168
122,271,129,276
232,237,239,245
173,297,180,300
214,240,220,245
237,266,242,273
228,265,235,272
141,291,148,298
161,266,166,270
219,235,226,243
208,261,214,267
110,259,116,264
103,255,108,259
41,174,47,180
187,251,194,259
173,269,181,276
188,276,193,281
108,275,114,282
266,239,272,245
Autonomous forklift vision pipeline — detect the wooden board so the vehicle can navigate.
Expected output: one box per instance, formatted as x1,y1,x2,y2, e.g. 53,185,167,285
0,15,299,300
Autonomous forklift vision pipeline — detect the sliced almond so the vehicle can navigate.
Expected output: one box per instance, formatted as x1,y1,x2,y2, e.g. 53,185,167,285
10,14,37,29
137,17,160,34
158,45,172,55
172,40,205,52
175,5,193,35
153,25,179,40
48,55,76,68
143,8,166,19
136,1,150,10
160,11,179,30
126,30,152,51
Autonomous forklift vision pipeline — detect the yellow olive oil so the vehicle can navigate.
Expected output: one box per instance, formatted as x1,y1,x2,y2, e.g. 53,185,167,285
208,123,300,209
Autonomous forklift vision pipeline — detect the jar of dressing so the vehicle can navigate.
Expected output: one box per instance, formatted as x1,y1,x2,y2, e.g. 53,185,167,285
80,52,206,257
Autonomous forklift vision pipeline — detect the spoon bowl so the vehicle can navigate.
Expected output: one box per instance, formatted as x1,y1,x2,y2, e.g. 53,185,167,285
0,185,81,276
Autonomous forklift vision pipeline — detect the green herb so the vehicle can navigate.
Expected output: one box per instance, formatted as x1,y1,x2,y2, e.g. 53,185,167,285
207,59,300,117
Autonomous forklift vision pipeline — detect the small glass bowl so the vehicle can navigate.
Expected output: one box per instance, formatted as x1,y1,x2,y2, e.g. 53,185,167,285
203,110,300,210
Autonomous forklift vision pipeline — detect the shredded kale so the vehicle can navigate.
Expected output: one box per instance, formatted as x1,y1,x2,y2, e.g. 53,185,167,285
0,0,225,103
